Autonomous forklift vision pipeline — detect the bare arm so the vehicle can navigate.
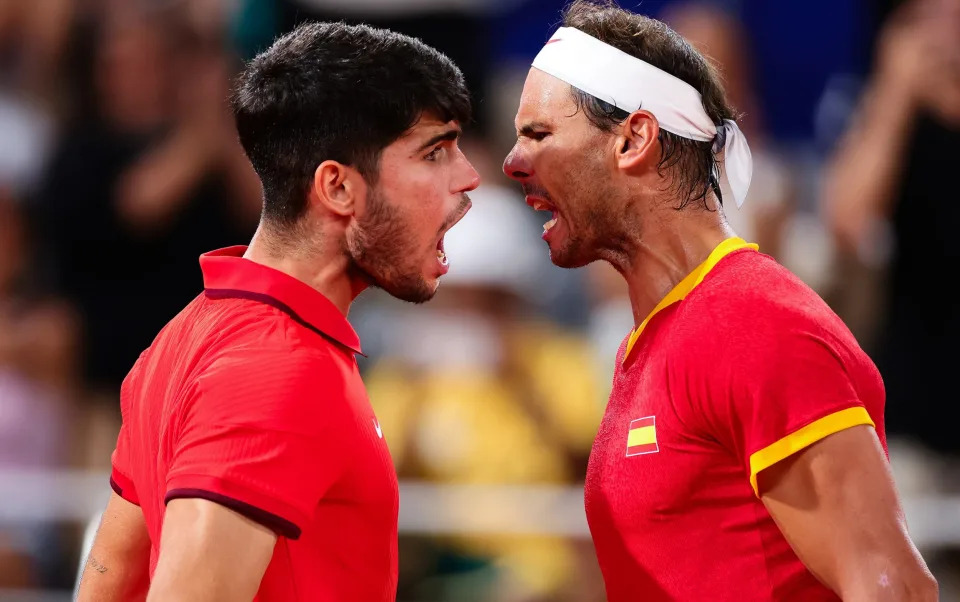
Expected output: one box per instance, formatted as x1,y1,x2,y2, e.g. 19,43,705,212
114,49,241,235
113,125,215,234
820,60,917,253
76,492,151,602
146,498,277,602
821,1,956,253
759,425,937,601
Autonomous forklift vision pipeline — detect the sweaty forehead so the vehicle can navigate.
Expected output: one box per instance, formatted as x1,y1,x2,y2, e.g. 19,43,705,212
515,67,579,129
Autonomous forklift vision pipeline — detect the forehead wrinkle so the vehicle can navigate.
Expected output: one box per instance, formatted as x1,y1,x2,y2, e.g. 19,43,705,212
517,70,585,129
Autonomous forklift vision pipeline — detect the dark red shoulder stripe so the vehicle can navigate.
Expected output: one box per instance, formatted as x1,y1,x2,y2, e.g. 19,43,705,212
165,488,301,540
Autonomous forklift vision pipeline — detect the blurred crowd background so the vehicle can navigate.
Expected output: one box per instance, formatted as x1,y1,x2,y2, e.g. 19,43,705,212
1,0,958,600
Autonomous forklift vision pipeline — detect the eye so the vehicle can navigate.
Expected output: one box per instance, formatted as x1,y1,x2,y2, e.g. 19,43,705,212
425,145,445,161
521,131,550,142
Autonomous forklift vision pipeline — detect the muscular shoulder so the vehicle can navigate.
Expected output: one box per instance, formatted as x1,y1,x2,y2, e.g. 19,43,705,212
661,251,880,446
693,251,826,315
672,251,855,354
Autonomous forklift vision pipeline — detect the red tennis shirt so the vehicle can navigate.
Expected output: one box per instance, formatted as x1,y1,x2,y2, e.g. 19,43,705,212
585,238,886,601
109,246,398,601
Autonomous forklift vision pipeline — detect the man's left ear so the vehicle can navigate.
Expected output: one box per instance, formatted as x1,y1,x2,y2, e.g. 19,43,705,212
615,110,660,173
312,160,367,217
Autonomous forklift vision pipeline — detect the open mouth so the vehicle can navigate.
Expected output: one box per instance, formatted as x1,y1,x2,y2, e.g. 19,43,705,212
526,195,559,234
435,197,472,269
436,237,447,266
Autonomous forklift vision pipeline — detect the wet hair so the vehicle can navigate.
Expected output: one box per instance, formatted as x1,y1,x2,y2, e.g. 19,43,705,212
562,0,738,208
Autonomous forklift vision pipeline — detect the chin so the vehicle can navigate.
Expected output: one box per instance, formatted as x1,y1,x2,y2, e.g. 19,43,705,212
377,274,437,304
548,242,595,270
550,255,594,270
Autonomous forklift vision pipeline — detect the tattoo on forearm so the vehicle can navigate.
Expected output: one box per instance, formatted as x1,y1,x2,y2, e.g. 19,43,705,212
89,555,108,574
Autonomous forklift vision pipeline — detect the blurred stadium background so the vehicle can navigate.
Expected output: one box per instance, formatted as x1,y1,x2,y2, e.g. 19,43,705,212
1,0,959,600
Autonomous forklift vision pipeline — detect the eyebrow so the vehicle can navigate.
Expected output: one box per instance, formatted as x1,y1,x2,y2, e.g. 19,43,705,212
417,128,461,152
517,121,552,137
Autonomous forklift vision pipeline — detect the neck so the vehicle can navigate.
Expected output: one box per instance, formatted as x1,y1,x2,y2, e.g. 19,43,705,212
604,193,736,329
242,222,367,316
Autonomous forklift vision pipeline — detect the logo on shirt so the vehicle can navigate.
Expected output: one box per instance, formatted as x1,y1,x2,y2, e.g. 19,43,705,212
626,416,658,456
372,418,383,439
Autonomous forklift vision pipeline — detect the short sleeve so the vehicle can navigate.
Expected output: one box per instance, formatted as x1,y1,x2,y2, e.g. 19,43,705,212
165,351,347,539
110,422,140,505
690,312,875,497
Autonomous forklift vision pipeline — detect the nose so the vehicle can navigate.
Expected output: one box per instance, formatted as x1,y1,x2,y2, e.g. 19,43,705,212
456,150,481,194
502,144,531,182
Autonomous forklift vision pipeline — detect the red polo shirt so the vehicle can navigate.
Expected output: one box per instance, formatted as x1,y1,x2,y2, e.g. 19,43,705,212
586,238,885,601
109,246,399,601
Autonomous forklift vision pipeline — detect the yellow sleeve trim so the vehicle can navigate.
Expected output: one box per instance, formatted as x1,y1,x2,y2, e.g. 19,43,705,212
748,406,875,497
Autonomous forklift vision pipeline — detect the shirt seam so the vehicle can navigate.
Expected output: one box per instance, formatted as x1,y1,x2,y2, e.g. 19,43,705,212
165,472,311,529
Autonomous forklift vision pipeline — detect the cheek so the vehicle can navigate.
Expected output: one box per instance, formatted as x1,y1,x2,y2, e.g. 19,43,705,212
541,135,595,182
394,186,447,247
376,161,452,234
542,148,588,195
560,153,611,220
410,171,453,216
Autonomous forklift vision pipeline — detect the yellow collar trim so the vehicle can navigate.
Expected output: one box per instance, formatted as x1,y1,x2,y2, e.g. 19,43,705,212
622,237,759,364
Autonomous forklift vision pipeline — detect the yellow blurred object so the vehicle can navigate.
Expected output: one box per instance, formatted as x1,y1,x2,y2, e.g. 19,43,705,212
366,321,604,598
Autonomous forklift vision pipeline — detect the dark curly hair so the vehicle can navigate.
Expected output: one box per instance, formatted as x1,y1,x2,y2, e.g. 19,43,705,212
231,21,472,225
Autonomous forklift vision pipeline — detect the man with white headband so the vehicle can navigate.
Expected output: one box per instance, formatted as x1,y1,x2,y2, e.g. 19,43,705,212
502,2,936,600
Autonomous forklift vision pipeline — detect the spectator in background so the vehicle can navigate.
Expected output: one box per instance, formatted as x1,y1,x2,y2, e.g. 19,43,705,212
34,3,260,423
822,0,960,478
822,0,960,592
0,0,75,108
0,22,80,582
365,187,605,602
0,0,64,201
0,190,78,589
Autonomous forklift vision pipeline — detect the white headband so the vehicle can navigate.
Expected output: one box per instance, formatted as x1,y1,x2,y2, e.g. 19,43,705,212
532,26,752,208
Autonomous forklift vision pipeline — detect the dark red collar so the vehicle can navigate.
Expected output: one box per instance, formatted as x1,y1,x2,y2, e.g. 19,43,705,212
199,246,362,355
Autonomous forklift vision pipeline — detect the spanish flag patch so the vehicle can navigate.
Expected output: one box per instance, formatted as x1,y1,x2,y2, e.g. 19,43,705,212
626,416,658,456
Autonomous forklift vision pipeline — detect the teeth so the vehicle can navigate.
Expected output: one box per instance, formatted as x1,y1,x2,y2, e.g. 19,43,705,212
543,217,558,232
437,249,448,265
533,200,548,211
